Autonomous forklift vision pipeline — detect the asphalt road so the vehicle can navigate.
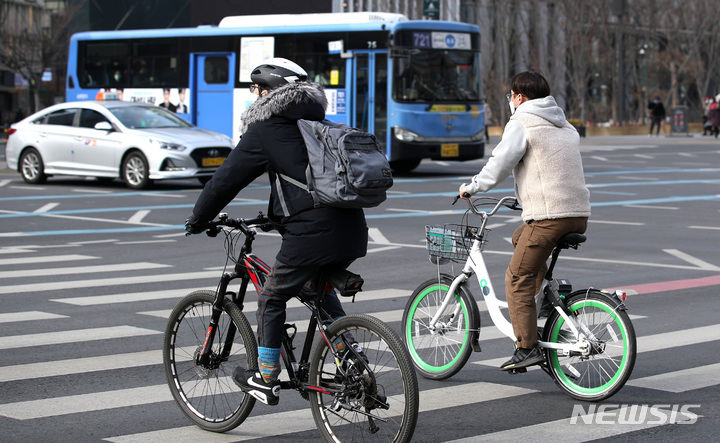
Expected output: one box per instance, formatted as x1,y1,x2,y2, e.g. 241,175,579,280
1,134,719,442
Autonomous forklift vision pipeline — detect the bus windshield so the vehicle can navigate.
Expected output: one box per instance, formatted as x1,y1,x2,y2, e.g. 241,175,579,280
393,49,480,104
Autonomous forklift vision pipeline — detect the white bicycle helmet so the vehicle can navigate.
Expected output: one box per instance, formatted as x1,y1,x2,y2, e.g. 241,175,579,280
251,58,308,90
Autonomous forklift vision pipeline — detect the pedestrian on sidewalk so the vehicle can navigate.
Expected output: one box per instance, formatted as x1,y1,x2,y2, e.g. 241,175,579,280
647,97,665,136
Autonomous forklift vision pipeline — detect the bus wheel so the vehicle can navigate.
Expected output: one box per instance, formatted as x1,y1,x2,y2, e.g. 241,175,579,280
390,158,421,173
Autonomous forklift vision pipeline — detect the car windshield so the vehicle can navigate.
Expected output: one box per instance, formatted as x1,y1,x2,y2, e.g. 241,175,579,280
109,106,193,129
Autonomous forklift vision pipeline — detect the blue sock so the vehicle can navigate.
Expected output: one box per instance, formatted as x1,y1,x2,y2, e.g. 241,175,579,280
257,347,281,383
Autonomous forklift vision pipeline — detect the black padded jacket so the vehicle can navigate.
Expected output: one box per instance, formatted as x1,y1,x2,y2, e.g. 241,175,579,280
190,82,368,266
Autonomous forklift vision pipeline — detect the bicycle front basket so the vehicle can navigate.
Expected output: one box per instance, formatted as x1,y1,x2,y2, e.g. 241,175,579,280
425,224,479,261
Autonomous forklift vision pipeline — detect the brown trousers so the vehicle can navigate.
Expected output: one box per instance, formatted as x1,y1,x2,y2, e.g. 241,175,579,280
505,217,588,348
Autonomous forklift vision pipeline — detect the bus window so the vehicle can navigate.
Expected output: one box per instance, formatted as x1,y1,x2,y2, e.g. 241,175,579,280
131,40,179,87
306,56,345,87
80,41,129,88
204,57,229,84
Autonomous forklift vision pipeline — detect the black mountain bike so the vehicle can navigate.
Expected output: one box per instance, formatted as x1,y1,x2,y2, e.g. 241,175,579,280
163,212,418,442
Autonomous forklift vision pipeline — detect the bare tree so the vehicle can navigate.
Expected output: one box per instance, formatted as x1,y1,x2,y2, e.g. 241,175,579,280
0,0,80,112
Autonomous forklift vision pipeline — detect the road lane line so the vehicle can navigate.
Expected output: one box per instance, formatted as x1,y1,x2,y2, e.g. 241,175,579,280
0,326,161,350
0,254,97,265
33,202,59,212
98,382,534,441
127,209,151,223
663,249,720,271
627,363,720,393
0,311,67,324
52,288,409,306
0,270,220,295
444,406,688,443
0,262,170,279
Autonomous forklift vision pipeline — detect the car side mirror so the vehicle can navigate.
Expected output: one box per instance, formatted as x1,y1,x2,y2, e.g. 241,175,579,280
94,121,113,131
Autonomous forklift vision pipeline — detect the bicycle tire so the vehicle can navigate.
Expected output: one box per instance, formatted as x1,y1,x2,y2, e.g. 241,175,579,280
402,276,477,380
163,290,258,432
542,289,636,402
308,314,419,443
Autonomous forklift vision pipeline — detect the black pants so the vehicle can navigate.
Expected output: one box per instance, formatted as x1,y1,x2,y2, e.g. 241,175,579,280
649,116,663,135
256,260,348,349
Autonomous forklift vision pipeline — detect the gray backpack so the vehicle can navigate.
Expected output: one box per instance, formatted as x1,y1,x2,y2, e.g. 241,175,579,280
278,119,393,209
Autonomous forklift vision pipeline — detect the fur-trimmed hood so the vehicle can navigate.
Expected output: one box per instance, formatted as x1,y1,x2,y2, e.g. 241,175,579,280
241,81,328,133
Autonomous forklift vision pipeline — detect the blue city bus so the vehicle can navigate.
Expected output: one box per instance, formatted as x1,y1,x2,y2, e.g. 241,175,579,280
65,12,484,172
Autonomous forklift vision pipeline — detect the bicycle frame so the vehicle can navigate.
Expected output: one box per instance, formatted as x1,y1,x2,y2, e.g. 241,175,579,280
427,198,593,356
196,215,371,397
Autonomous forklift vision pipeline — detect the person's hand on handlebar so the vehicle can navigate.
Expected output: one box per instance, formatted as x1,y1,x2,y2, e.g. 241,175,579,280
458,184,471,200
184,214,208,235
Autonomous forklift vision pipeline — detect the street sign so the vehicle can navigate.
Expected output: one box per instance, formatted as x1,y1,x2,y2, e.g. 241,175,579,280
424,0,440,18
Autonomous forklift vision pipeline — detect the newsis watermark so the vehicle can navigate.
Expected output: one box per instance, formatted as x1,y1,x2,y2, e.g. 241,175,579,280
570,404,701,425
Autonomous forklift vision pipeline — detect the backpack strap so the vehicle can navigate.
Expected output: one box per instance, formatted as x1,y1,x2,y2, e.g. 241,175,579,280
277,167,320,207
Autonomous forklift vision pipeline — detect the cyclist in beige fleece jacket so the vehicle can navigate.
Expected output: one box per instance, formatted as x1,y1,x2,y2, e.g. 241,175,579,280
460,70,591,371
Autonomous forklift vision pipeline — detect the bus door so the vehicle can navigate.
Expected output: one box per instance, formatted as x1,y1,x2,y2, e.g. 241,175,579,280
351,51,388,150
192,53,235,136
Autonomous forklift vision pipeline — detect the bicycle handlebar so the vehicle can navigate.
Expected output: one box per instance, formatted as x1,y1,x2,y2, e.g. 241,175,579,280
452,195,521,217
204,212,274,237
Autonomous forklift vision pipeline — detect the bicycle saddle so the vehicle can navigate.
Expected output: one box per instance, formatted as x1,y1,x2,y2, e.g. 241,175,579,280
556,233,587,249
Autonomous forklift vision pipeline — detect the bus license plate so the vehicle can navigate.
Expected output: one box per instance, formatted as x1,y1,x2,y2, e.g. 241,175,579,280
202,157,226,167
441,144,459,157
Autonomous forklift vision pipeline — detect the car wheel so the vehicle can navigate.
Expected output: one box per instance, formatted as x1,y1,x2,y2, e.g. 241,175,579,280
121,152,153,190
19,148,48,184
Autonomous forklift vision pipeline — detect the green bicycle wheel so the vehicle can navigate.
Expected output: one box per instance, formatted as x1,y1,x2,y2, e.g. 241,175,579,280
543,289,636,401
402,275,477,380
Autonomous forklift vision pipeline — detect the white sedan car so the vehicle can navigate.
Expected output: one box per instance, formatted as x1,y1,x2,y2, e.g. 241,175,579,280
6,100,235,189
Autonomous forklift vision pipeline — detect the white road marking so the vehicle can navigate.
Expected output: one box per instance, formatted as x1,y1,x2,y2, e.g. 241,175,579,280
0,262,170,279
33,202,59,213
0,254,97,265
663,249,720,271
127,209,151,223
0,311,67,324
0,326,161,350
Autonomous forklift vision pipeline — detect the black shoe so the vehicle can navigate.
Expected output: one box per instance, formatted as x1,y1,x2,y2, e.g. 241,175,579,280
500,347,544,371
232,367,280,406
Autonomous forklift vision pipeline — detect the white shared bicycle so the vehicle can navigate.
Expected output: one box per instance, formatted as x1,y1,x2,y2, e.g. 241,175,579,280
401,196,636,401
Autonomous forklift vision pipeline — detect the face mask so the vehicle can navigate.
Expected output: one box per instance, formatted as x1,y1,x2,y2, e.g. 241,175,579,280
507,94,516,115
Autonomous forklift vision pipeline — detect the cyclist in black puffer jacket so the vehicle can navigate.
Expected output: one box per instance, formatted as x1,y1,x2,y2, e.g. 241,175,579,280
185,58,368,406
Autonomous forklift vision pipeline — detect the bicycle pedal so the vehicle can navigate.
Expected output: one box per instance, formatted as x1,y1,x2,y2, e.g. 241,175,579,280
508,367,527,375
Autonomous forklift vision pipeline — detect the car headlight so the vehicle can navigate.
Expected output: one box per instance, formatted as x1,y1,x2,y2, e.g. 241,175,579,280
470,130,485,141
150,138,187,151
393,126,424,142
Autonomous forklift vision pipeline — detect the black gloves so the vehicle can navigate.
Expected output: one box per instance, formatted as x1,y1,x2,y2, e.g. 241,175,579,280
184,214,207,235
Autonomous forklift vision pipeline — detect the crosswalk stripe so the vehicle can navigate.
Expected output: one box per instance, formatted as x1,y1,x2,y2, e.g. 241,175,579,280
0,350,161,383
51,288,216,306
0,311,68,324
0,385,172,420
102,382,535,442
0,326,161,350
444,406,678,443
473,323,717,368
0,262,171,279
51,288,410,306
0,254,98,265
0,270,220,295
627,362,720,393
634,324,718,353
136,308,409,332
